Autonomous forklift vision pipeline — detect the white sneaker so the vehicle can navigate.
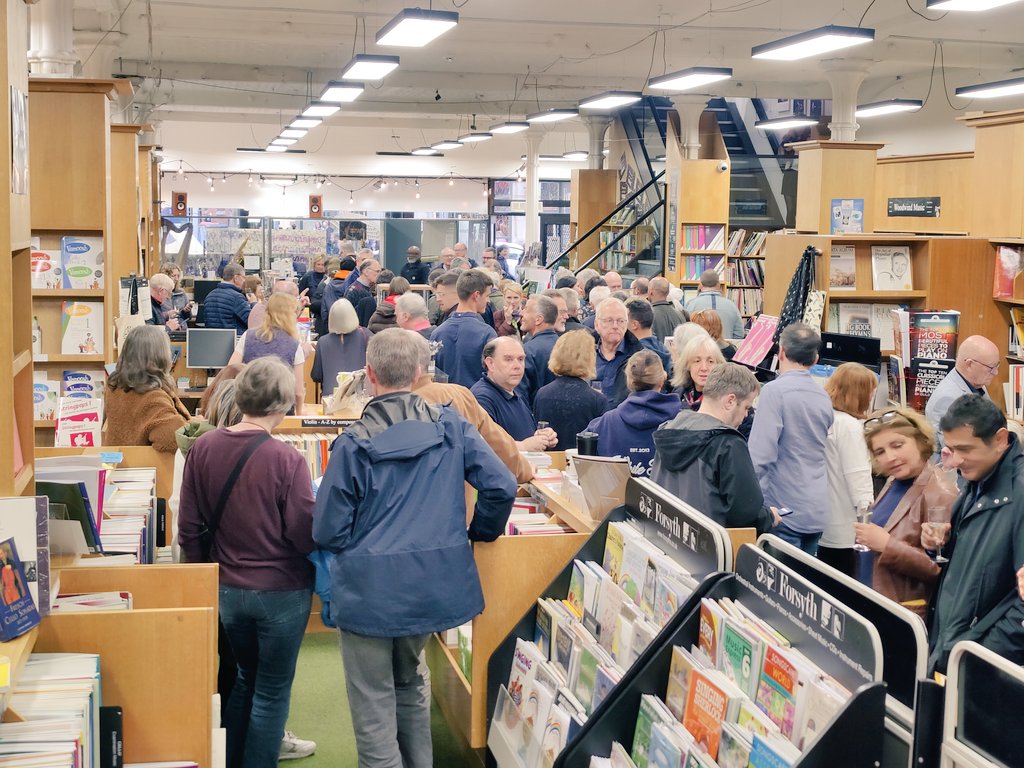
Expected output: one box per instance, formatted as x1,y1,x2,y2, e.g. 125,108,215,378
280,730,316,760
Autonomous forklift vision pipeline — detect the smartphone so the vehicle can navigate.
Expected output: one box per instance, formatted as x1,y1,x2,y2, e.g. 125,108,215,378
777,507,794,517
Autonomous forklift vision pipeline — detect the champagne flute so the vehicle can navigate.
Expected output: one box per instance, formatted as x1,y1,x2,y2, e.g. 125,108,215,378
852,505,871,552
924,506,950,564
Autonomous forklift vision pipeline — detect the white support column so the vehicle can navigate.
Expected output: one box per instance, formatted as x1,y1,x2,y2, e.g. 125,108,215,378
524,129,543,245
671,95,710,159
28,0,78,77
822,58,873,142
582,115,613,169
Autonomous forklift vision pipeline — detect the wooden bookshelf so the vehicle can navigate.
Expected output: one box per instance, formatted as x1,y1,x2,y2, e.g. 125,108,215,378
763,233,1006,410
568,169,617,271
0,2,32,498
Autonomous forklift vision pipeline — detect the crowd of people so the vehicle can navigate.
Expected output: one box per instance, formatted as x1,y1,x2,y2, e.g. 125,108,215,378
100,248,1024,766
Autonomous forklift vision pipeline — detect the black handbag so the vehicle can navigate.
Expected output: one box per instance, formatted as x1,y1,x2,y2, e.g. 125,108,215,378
196,432,272,562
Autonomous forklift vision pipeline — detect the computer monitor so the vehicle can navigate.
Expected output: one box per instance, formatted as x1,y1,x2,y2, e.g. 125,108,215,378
186,328,237,369
819,332,882,373
192,278,221,305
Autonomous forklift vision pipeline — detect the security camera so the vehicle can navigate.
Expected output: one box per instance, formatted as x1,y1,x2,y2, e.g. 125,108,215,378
716,160,729,173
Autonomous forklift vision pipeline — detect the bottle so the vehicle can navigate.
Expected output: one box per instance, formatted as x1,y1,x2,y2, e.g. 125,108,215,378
31,316,41,355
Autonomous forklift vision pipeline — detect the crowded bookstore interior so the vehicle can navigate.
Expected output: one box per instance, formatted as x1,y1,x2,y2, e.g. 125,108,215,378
5,0,1024,766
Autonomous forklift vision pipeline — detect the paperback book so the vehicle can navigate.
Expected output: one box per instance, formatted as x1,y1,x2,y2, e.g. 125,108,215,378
0,538,41,640
61,301,104,355
870,245,913,291
828,244,856,290
60,236,105,290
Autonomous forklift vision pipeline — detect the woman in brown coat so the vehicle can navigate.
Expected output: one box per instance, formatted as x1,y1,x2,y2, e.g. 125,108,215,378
854,407,957,617
103,325,191,451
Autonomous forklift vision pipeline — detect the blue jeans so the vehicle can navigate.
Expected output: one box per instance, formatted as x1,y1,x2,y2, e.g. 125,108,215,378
773,522,823,555
340,630,432,768
219,585,312,768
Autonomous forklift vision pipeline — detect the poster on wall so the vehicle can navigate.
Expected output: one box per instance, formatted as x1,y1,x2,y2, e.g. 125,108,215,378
830,198,864,234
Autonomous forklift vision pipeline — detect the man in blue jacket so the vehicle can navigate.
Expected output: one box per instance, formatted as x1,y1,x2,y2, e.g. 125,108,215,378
202,262,252,333
313,329,516,768
431,269,497,388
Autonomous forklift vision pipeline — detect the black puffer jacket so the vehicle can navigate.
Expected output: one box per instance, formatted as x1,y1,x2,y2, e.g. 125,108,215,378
651,410,773,533
927,435,1024,673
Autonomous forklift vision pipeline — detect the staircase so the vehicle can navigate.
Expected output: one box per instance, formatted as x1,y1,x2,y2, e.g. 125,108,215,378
707,97,787,230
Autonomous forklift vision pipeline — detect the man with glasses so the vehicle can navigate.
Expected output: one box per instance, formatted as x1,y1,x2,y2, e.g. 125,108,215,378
925,335,1000,448
592,298,644,409
146,272,182,331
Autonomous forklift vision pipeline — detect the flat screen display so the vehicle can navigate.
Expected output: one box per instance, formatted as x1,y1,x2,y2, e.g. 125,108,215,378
186,328,237,369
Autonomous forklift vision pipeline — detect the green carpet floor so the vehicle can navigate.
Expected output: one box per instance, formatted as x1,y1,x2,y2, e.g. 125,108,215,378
284,632,472,767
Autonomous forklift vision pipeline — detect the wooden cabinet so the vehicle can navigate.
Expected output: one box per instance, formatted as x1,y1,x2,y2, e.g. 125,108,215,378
568,169,617,271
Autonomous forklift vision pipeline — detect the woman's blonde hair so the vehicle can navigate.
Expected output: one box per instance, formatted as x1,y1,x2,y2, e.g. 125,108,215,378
863,407,936,473
670,334,724,389
258,293,298,342
690,309,724,342
548,329,596,380
825,362,877,418
107,325,175,394
205,379,242,427
328,298,360,335
626,350,666,392
500,279,523,297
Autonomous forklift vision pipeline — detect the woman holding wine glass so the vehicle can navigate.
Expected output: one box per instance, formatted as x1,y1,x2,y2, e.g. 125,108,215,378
853,407,957,617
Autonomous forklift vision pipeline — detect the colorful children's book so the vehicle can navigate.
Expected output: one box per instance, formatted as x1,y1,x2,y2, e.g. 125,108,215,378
31,248,63,289
682,668,743,760
60,236,105,290
0,538,41,640
508,638,545,710
754,646,803,741
61,301,104,356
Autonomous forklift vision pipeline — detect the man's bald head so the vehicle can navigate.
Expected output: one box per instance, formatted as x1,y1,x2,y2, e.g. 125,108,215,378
273,280,299,297
649,277,671,300
957,335,1001,389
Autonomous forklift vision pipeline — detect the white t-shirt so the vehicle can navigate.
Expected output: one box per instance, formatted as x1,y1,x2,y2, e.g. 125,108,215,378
822,409,875,548
235,331,305,366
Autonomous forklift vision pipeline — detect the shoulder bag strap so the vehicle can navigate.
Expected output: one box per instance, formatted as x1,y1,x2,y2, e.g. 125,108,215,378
204,432,272,537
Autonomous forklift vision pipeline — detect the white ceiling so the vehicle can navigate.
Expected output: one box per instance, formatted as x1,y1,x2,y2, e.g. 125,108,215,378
67,0,1024,176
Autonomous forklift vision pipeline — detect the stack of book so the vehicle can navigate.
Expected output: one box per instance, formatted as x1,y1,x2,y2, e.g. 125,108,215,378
680,255,726,282
100,468,159,564
504,498,574,536
594,596,851,768
891,310,960,411
491,521,699,766
274,433,334,482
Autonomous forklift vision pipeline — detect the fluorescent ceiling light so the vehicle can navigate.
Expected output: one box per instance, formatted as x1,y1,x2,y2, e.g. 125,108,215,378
319,81,364,102
271,137,297,146
527,154,589,162
265,145,288,152
262,175,298,186
562,151,589,161
411,147,439,155
927,0,1023,8
289,118,321,129
855,99,923,117
648,66,733,91
489,122,529,134
526,108,578,123
579,91,642,110
458,132,492,143
340,53,400,80
431,139,464,150
752,25,874,61
755,116,818,130
236,146,306,154
955,75,1024,99
302,101,341,118
279,129,307,139
376,8,459,47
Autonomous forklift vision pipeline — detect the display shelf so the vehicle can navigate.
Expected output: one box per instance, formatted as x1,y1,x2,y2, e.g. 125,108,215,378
0,627,38,720
31,289,105,298
528,479,598,534
32,354,106,363
831,290,928,300
677,248,726,255
997,297,1024,307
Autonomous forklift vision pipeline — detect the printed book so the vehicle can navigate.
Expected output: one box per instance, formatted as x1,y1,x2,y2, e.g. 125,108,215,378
0,537,41,640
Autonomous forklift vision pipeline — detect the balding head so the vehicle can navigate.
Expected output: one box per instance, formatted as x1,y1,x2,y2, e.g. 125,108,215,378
273,279,298,297
649,277,671,301
632,277,650,297
604,271,623,291
957,335,1001,389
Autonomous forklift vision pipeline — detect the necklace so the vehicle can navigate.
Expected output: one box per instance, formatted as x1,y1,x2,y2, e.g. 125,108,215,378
234,419,270,433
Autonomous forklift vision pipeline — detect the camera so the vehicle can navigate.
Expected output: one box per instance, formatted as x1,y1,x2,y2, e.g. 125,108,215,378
716,160,729,173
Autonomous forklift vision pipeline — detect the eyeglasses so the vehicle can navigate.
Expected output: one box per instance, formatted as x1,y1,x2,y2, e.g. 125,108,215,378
864,409,914,432
598,318,627,327
967,358,1000,375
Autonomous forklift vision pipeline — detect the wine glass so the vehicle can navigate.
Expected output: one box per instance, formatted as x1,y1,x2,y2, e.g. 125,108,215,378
852,505,871,552
923,506,950,564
